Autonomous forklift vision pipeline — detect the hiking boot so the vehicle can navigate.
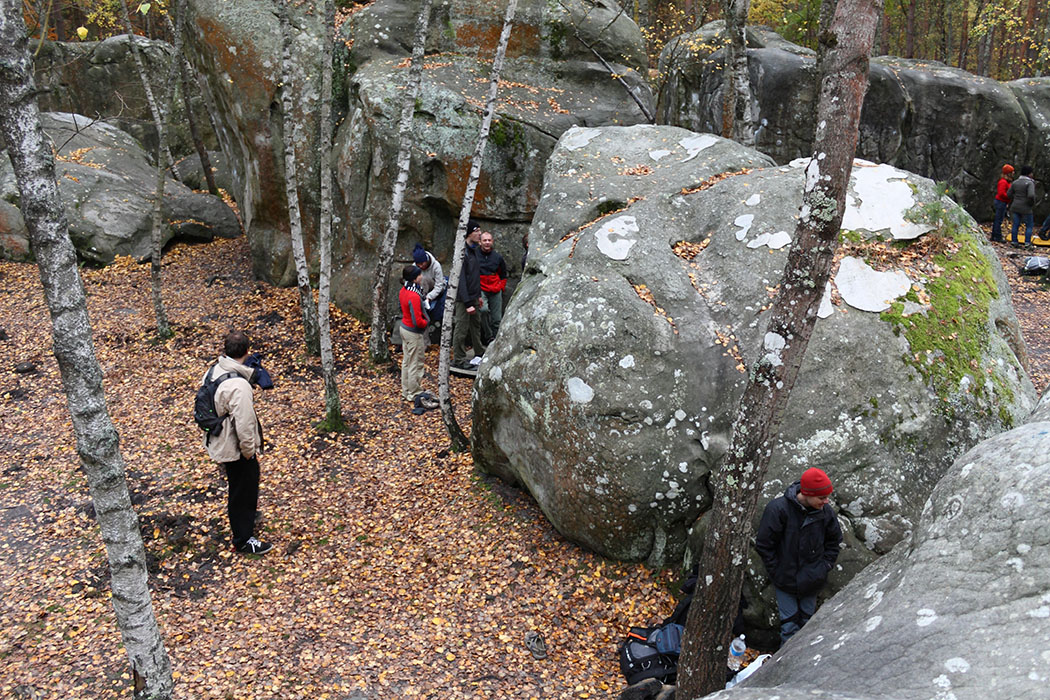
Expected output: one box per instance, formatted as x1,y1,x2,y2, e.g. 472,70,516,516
524,631,548,659
236,537,273,555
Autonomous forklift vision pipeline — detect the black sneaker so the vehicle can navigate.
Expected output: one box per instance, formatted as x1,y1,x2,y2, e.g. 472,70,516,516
236,537,273,555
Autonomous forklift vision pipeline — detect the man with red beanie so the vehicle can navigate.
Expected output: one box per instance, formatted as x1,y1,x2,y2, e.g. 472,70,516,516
755,467,843,647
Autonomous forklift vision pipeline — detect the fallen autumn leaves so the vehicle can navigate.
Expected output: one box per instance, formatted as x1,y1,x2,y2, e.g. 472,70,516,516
0,237,676,699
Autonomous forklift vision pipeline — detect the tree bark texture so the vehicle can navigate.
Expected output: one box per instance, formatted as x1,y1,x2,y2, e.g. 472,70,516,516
367,0,433,364
278,0,321,357
0,4,174,698
147,0,181,340
317,0,343,427
437,0,518,452
720,0,753,146
675,0,883,695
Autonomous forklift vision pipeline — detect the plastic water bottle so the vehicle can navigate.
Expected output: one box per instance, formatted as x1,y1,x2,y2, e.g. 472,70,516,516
727,635,746,671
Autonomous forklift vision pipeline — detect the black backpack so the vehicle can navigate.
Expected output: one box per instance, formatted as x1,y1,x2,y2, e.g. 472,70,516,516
618,622,683,685
194,368,238,443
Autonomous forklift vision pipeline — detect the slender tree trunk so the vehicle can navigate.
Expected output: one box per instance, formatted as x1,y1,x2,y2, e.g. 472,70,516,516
367,0,433,364
278,0,321,356
317,0,343,429
720,0,752,146
880,4,891,55
0,5,174,698
147,0,181,340
676,0,882,695
119,0,179,178
438,0,519,452
957,2,969,69
904,0,916,57
164,9,219,196
51,0,65,41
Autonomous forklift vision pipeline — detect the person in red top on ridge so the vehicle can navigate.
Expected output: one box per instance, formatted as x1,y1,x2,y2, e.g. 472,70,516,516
398,265,435,410
992,164,1014,242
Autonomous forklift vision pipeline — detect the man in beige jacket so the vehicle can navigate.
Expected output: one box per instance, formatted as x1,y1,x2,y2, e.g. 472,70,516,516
204,330,272,555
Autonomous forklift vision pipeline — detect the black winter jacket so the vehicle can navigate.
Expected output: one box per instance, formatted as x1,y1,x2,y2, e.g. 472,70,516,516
755,481,842,596
457,243,481,304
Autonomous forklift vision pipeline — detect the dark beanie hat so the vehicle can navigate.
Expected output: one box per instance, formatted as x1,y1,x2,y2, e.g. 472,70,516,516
402,264,422,283
412,243,428,265
467,218,480,235
800,468,833,497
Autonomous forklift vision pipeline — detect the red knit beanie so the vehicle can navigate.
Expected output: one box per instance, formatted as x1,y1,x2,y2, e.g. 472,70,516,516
800,468,833,497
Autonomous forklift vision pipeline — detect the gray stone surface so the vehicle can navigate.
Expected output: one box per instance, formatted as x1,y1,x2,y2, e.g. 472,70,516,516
657,24,1049,223
471,124,1035,632
31,35,209,160
331,0,654,316
722,419,1050,700
0,113,239,264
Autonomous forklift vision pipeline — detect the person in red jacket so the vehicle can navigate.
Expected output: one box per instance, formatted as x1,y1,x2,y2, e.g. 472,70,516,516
398,265,430,405
992,164,1014,242
478,230,508,345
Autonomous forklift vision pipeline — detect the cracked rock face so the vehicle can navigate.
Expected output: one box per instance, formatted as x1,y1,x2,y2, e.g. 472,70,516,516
471,125,1035,620
726,418,1050,700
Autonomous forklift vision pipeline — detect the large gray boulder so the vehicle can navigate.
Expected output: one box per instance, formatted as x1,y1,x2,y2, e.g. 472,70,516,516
32,35,209,160
471,125,1036,619
721,419,1050,700
0,113,240,264
657,24,1049,223
332,0,653,315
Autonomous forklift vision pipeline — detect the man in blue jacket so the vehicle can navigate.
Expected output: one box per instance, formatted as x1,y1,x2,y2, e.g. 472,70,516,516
755,467,842,647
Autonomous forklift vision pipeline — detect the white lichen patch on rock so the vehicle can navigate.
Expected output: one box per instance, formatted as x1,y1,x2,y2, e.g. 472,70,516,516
595,216,639,260
746,193,761,206
566,377,594,403
818,281,834,318
562,126,602,151
680,134,719,161
836,256,912,312
841,162,936,240
916,608,938,627
734,214,755,241
649,149,671,161
747,230,792,250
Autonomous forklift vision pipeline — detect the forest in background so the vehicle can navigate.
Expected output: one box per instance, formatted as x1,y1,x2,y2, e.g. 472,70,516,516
21,0,1050,82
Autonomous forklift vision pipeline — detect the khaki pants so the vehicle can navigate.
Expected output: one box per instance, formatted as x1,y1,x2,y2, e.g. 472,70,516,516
401,327,426,401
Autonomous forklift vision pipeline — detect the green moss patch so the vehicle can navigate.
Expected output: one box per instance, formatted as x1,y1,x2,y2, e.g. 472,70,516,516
879,221,1012,424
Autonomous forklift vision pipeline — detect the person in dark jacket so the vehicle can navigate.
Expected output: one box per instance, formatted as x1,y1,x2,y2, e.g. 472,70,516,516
477,229,508,345
452,219,485,370
755,467,842,647
1008,165,1037,248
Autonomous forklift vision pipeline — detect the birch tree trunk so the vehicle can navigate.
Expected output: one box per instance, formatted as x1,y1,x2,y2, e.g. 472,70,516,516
119,0,178,178
317,0,344,430
676,0,883,694
367,0,433,364
0,5,174,698
146,0,181,340
278,0,321,356
164,9,219,197
720,0,753,146
438,0,518,451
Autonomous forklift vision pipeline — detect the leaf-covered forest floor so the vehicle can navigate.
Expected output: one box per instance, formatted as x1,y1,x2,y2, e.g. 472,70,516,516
1,231,1047,700
0,237,678,700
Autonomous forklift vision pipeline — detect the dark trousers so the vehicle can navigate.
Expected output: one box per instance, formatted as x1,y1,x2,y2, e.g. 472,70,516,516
223,455,259,548
991,199,1008,241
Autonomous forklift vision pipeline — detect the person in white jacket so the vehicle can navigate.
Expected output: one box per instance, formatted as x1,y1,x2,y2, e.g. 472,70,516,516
412,243,447,340
203,330,272,555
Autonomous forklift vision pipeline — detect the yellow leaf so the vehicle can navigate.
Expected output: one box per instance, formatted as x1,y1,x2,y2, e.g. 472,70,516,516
76,26,88,40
